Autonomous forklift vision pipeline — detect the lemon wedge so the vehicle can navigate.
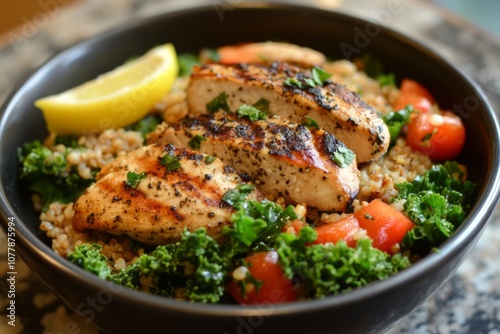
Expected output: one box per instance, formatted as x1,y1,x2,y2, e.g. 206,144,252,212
35,43,178,134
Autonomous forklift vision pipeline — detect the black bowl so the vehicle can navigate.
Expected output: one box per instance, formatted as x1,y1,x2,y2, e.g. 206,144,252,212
1,3,499,334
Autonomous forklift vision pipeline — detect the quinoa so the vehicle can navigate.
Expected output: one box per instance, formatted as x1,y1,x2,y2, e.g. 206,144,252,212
37,61,434,268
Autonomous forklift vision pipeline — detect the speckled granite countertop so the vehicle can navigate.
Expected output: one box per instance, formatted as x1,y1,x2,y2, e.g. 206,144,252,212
1,0,499,333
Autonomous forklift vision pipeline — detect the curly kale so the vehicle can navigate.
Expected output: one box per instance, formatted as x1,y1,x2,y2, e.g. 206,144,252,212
222,199,298,255
17,140,97,211
108,229,226,303
276,227,410,298
396,162,478,255
67,244,111,279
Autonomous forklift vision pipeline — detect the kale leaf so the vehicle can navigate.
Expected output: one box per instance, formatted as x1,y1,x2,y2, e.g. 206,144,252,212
109,229,226,303
276,227,410,297
67,243,111,279
396,162,478,255
382,105,414,147
17,140,97,211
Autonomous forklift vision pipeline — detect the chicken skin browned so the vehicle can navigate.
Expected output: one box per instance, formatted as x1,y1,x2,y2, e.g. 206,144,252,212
72,144,263,244
187,62,390,163
148,114,360,212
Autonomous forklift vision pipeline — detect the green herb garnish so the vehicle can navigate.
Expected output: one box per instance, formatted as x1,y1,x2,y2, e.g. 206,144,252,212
284,67,331,89
126,171,147,189
251,98,270,113
237,105,267,121
302,116,319,129
311,66,331,86
331,146,356,168
221,184,255,208
382,105,414,147
206,92,230,113
188,135,206,149
204,155,216,164
160,152,181,172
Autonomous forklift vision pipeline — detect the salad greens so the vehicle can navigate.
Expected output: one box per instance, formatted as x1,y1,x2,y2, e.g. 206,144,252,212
396,162,478,255
382,105,414,147
17,140,97,211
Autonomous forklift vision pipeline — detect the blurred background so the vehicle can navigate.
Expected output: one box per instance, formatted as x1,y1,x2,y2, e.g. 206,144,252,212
1,0,499,38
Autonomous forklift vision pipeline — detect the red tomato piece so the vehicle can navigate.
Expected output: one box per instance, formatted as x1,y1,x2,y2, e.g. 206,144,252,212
353,199,414,254
217,44,260,64
406,111,466,161
393,79,435,113
313,214,360,247
229,251,297,305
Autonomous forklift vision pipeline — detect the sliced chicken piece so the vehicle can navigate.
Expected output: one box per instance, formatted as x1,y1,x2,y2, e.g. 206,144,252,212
200,41,326,68
72,144,263,245
187,62,390,163
148,114,360,212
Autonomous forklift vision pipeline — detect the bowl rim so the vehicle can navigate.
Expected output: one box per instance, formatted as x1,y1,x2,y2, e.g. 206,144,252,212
1,1,500,318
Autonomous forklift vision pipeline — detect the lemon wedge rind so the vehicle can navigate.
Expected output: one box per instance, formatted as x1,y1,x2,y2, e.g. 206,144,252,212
35,43,178,135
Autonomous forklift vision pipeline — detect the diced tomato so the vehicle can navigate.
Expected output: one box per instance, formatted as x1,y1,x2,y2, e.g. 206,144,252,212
393,79,435,113
229,251,297,305
313,214,360,247
216,43,261,64
406,111,466,161
353,199,414,254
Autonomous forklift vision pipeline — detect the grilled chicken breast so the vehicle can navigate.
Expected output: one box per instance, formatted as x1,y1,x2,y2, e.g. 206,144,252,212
148,114,360,212
187,62,390,163
72,144,263,245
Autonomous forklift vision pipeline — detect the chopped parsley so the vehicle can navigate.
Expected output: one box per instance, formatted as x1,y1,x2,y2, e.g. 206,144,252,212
302,116,319,129
311,66,332,86
206,92,230,113
204,155,216,164
221,184,255,208
160,152,181,172
237,104,267,121
251,98,270,113
188,135,206,150
331,146,356,168
382,105,414,147
125,171,147,189
284,66,331,89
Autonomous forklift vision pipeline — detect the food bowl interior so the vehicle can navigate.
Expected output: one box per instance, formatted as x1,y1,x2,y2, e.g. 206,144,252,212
1,3,498,334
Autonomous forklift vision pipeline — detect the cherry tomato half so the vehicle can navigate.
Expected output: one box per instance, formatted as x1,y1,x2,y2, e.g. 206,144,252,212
406,111,466,161
229,251,297,305
393,79,435,113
